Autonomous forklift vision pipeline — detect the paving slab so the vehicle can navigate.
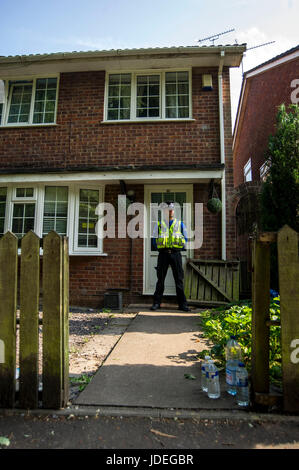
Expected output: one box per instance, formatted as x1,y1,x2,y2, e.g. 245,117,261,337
75,311,240,410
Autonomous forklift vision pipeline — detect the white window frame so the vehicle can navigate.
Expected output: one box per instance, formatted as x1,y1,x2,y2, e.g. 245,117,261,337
0,75,60,127
104,68,192,123
73,185,104,255
244,158,252,182
1,183,105,255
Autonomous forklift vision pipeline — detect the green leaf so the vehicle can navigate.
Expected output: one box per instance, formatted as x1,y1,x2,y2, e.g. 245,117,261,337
184,373,196,380
0,437,10,447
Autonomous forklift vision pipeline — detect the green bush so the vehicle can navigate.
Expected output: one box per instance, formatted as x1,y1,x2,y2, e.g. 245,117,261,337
197,297,282,388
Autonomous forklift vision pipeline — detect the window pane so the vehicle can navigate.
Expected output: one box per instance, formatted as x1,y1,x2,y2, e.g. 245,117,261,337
178,107,189,118
12,203,35,238
165,71,189,119
78,189,99,248
44,112,55,123
16,187,34,197
0,187,7,237
33,78,57,124
43,186,68,236
166,107,177,118
8,84,32,124
136,75,160,118
119,109,130,120
107,74,131,120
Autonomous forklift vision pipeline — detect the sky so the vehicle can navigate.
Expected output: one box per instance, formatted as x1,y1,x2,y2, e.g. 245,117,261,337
0,0,298,127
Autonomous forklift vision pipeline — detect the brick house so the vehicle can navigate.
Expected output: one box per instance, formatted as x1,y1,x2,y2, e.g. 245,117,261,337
0,45,245,307
232,45,299,295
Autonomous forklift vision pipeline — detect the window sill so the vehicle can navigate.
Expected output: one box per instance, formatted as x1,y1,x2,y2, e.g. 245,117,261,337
101,118,196,124
0,123,58,129
17,249,108,257
70,252,108,257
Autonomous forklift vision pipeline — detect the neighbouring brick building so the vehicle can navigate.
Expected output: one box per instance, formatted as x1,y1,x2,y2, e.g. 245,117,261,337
232,45,299,296
0,45,245,307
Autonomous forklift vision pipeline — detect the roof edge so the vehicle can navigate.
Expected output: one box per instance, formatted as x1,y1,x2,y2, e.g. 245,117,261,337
0,44,247,64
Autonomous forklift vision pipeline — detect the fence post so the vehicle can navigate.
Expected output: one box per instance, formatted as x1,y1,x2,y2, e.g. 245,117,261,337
42,231,63,409
62,236,69,407
277,225,299,412
251,237,270,399
0,232,18,408
19,231,40,409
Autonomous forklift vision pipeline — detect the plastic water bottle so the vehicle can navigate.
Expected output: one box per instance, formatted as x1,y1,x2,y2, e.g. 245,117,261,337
225,335,242,396
201,355,211,392
236,362,249,406
206,360,220,399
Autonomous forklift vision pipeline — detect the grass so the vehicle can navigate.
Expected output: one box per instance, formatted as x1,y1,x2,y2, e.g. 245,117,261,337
69,373,93,392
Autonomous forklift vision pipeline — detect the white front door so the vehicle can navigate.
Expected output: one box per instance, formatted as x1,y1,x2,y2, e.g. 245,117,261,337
143,184,193,295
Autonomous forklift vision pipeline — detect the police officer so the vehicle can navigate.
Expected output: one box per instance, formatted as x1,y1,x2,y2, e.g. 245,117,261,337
151,201,190,312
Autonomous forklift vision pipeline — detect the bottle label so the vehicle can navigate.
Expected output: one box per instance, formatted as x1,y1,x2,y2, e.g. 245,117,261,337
226,368,235,385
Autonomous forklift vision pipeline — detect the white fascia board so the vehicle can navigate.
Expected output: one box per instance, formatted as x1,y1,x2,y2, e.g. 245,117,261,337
0,169,224,184
232,76,247,149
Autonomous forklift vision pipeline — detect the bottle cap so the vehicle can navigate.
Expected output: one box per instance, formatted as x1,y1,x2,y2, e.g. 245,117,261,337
230,335,236,340
238,362,245,367
205,355,211,360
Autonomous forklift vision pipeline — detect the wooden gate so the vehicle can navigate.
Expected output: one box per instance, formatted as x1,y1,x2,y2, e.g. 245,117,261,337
251,225,299,412
184,259,240,306
0,231,69,409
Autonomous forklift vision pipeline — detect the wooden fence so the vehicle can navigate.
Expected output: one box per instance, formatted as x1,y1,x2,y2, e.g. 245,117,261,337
184,259,240,305
251,224,299,412
0,231,69,409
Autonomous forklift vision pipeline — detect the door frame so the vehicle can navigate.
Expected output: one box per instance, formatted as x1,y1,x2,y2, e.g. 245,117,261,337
143,183,194,295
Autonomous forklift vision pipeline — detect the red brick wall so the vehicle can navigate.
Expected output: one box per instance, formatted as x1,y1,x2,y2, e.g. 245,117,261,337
0,68,230,170
233,57,298,187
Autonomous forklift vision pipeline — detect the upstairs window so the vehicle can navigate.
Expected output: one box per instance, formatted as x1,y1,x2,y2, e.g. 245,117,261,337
107,73,131,120
0,77,58,126
8,83,33,124
136,74,160,118
165,71,189,119
105,70,191,121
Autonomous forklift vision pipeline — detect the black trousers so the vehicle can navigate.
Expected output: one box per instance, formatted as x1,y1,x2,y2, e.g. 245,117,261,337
153,250,187,307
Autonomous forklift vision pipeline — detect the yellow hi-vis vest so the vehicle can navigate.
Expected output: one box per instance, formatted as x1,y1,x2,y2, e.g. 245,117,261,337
156,218,186,249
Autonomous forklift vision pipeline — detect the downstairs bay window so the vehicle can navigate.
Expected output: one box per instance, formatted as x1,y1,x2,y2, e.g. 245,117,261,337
0,184,104,255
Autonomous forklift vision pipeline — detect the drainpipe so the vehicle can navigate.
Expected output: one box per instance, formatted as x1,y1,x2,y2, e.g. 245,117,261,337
218,50,226,260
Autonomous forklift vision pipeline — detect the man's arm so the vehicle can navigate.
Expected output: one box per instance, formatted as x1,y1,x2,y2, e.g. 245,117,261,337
152,222,159,250
181,221,188,243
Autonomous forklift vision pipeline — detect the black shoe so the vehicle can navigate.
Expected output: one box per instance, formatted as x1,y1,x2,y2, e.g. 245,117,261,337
179,305,191,312
150,304,160,311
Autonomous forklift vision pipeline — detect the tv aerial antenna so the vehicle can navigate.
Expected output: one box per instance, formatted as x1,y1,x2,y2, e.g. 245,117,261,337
241,40,276,74
198,28,235,46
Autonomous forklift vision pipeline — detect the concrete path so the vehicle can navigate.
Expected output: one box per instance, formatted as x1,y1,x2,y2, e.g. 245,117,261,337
75,310,239,410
